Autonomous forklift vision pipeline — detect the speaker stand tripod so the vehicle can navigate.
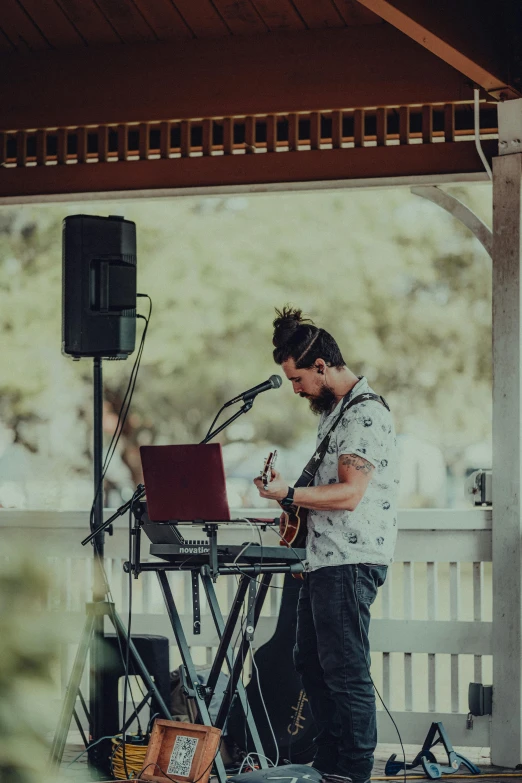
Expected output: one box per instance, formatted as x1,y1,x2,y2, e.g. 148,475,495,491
49,599,172,769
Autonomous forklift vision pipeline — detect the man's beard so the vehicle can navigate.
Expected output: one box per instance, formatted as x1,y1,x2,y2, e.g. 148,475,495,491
301,383,338,415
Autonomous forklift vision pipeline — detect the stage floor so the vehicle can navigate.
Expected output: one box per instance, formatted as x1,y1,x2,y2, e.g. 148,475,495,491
60,739,522,783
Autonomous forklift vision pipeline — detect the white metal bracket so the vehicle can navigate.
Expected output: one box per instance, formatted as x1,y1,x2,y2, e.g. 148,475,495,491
411,186,492,259
498,98,522,156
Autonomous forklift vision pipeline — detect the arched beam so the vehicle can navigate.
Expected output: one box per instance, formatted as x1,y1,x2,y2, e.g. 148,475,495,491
411,185,492,258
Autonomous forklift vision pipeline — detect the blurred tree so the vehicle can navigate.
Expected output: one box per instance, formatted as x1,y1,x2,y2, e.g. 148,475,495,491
0,185,492,501
0,546,64,783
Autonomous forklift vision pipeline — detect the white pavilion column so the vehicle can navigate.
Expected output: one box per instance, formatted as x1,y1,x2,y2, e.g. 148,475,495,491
491,149,522,766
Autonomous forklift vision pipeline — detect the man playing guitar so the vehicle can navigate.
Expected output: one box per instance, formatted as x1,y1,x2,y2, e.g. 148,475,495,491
254,307,399,783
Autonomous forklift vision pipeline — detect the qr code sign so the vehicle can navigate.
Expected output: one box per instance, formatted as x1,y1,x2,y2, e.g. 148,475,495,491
167,735,199,777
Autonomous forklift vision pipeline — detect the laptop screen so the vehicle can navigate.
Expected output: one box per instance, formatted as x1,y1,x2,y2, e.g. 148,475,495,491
139,443,231,522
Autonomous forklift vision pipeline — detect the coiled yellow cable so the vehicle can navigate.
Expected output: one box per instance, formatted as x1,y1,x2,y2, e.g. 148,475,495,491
110,736,149,780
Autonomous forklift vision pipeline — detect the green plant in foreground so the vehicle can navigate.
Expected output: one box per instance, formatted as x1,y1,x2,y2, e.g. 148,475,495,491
0,545,80,783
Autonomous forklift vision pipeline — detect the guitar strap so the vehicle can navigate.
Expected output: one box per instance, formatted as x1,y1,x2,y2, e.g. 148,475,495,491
295,391,391,489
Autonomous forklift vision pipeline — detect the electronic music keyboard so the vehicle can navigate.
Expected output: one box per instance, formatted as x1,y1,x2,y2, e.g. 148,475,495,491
149,542,306,568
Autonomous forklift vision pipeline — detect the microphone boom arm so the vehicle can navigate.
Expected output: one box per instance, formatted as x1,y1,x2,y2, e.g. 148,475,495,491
202,399,253,443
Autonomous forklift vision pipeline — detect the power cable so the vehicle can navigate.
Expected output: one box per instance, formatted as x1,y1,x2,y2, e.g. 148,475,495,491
249,640,279,767
473,88,492,180
89,294,152,534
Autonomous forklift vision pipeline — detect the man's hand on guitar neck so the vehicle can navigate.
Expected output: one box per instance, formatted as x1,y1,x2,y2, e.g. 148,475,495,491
254,453,375,511
253,469,288,501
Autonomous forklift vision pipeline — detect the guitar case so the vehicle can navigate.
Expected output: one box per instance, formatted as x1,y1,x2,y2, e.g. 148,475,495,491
226,572,316,763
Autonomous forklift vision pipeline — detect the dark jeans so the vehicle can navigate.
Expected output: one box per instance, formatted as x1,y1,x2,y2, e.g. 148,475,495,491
293,563,387,782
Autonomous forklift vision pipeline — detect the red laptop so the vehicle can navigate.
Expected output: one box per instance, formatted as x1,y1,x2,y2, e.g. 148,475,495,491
139,444,231,522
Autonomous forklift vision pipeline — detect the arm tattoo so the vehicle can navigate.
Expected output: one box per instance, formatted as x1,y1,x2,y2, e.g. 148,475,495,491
340,454,374,476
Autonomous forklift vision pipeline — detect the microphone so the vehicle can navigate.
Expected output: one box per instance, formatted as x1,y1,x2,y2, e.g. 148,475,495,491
225,374,282,407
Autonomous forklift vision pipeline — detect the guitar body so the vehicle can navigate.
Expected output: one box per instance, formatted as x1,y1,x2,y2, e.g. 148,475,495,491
279,505,308,548
279,469,315,550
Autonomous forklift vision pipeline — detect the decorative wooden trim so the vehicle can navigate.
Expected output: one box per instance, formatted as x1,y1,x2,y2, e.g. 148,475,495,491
36,129,46,165
266,114,277,153
0,100,496,167
376,107,386,147
332,110,342,150
201,119,212,157
160,121,171,159
57,128,68,165
139,122,149,161
444,102,455,143
310,112,320,151
288,113,298,152
117,124,128,161
0,132,6,167
222,117,233,156
16,130,26,167
422,104,433,145
77,127,87,164
0,100,497,199
399,105,409,145
354,109,365,148
180,120,190,158
244,115,255,154
97,126,108,163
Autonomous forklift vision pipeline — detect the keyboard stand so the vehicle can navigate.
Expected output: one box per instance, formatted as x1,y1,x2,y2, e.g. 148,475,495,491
124,513,304,783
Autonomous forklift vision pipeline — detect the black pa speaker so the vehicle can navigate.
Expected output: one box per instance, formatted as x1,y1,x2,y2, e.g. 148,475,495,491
62,214,137,359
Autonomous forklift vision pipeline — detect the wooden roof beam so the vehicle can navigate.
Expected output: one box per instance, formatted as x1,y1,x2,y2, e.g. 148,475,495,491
354,0,521,99
0,141,496,202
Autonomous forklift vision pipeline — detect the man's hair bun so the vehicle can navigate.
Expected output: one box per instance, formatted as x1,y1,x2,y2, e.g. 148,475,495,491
271,305,345,370
272,306,314,348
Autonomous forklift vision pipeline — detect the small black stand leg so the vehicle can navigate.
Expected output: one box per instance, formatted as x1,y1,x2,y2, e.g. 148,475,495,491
205,524,219,580
192,571,201,635
245,578,257,642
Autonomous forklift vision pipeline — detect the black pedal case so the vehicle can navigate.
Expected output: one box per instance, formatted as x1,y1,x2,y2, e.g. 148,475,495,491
228,764,323,783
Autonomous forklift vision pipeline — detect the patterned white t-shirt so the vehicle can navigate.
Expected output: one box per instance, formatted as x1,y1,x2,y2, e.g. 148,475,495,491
307,376,399,570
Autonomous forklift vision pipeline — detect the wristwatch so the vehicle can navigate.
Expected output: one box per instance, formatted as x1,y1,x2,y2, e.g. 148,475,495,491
281,486,295,509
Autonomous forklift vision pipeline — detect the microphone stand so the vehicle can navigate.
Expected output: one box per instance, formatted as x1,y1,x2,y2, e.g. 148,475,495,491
82,398,254,546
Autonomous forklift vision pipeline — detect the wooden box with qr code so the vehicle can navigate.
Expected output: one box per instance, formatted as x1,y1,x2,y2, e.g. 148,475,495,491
140,720,221,783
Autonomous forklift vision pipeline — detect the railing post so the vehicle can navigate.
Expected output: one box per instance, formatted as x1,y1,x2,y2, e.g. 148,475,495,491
491,149,522,767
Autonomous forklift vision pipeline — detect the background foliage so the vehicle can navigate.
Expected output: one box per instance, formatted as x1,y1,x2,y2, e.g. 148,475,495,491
0,185,492,507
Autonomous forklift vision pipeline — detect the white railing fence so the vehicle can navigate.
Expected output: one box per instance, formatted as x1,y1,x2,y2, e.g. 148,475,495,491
0,508,492,748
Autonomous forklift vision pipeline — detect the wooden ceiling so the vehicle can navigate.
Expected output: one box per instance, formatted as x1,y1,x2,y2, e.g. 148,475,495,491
0,0,381,52
1,0,520,201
